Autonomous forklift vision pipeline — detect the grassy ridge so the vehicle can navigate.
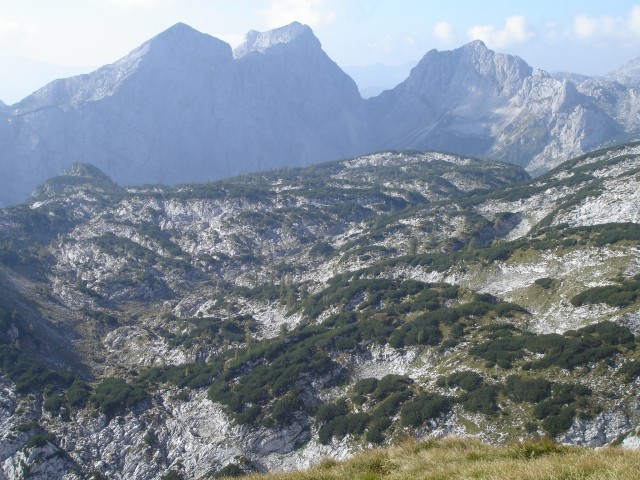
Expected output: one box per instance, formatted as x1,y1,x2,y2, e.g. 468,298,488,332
237,437,640,480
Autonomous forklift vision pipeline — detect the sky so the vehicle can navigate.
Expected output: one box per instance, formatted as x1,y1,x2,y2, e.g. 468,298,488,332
1,0,640,103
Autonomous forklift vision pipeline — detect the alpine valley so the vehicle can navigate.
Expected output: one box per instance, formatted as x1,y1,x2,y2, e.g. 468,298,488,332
0,140,640,478
2,21,640,480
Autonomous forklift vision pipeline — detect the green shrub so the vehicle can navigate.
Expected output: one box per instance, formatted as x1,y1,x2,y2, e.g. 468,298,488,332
160,471,184,480
91,378,148,417
619,360,640,383
370,375,412,401
213,464,244,478
366,417,391,444
570,275,640,308
505,375,551,403
446,371,483,392
534,278,554,289
541,408,576,437
316,400,348,423
462,385,499,415
400,393,451,427
66,378,91,408
271,392,305,425
470,321,634,371
24,433,55,449
44,394,66,415
532,383,593,436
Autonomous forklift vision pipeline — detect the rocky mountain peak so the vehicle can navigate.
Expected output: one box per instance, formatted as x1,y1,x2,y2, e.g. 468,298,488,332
63,162,115,182
141,22,232,61
607,55,640,87
233,21,319,57
462,39,489,52
31,162,120,202
404,40,532,103
13,23,232,111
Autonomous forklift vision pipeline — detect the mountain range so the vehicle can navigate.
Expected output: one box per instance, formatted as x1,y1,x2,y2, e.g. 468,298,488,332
1,22,640,207
1,138,640,478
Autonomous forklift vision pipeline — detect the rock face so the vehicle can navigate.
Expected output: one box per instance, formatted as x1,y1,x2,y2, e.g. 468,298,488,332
607,55,640,87
367,40,532,156
0,22,366,207
367,41,639,174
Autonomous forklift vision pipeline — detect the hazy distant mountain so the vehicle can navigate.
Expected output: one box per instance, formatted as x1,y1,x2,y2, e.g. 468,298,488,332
550,71,593,84
606,55,640,87
344,61,417,98
366,40,532,157
365,40,636,173
0,22,367,206
2,23,640,206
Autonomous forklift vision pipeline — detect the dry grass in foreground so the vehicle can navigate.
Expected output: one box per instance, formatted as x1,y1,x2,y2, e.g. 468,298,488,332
238,437,640,480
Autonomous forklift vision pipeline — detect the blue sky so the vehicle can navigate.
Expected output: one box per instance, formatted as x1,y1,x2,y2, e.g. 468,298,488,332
1,1,640,102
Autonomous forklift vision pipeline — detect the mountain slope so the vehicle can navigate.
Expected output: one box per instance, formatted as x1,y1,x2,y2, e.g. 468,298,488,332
0,144,640,478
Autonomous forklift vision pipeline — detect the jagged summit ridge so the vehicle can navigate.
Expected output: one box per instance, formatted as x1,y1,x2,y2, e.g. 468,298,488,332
0,21,365,207
14,22,232,109
407,39,532,100
2,23,640,207
233,21,318,58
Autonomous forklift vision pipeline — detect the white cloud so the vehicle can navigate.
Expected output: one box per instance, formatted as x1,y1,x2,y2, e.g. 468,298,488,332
404,35,416,47
103,0,160,8
630,5,640,31
572,14,597,39
468,15,533,48
368,34,393,53
256,0,337,29
0,17,20,36
570,5,640,41
433,21,455,43
0,16,36,36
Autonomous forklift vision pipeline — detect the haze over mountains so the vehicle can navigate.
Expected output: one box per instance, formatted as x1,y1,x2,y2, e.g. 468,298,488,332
1,21,640,207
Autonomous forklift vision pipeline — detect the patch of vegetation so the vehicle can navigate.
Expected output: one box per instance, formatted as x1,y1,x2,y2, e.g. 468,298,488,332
469,321,634,370
571,274,640,308
532,383,593,437
140,360,223,390
618,360,640,383
504,375,551,403
206,327,340,426
437,371,483,392
460,385,500,415
0,345,76,395
24,432,55,449
213,464,245,478
400,393,451,427
90,378,148,417
534,277,554,289
158,315,257,350
315,376,418,445
43,394,66,415
160,471,184,480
